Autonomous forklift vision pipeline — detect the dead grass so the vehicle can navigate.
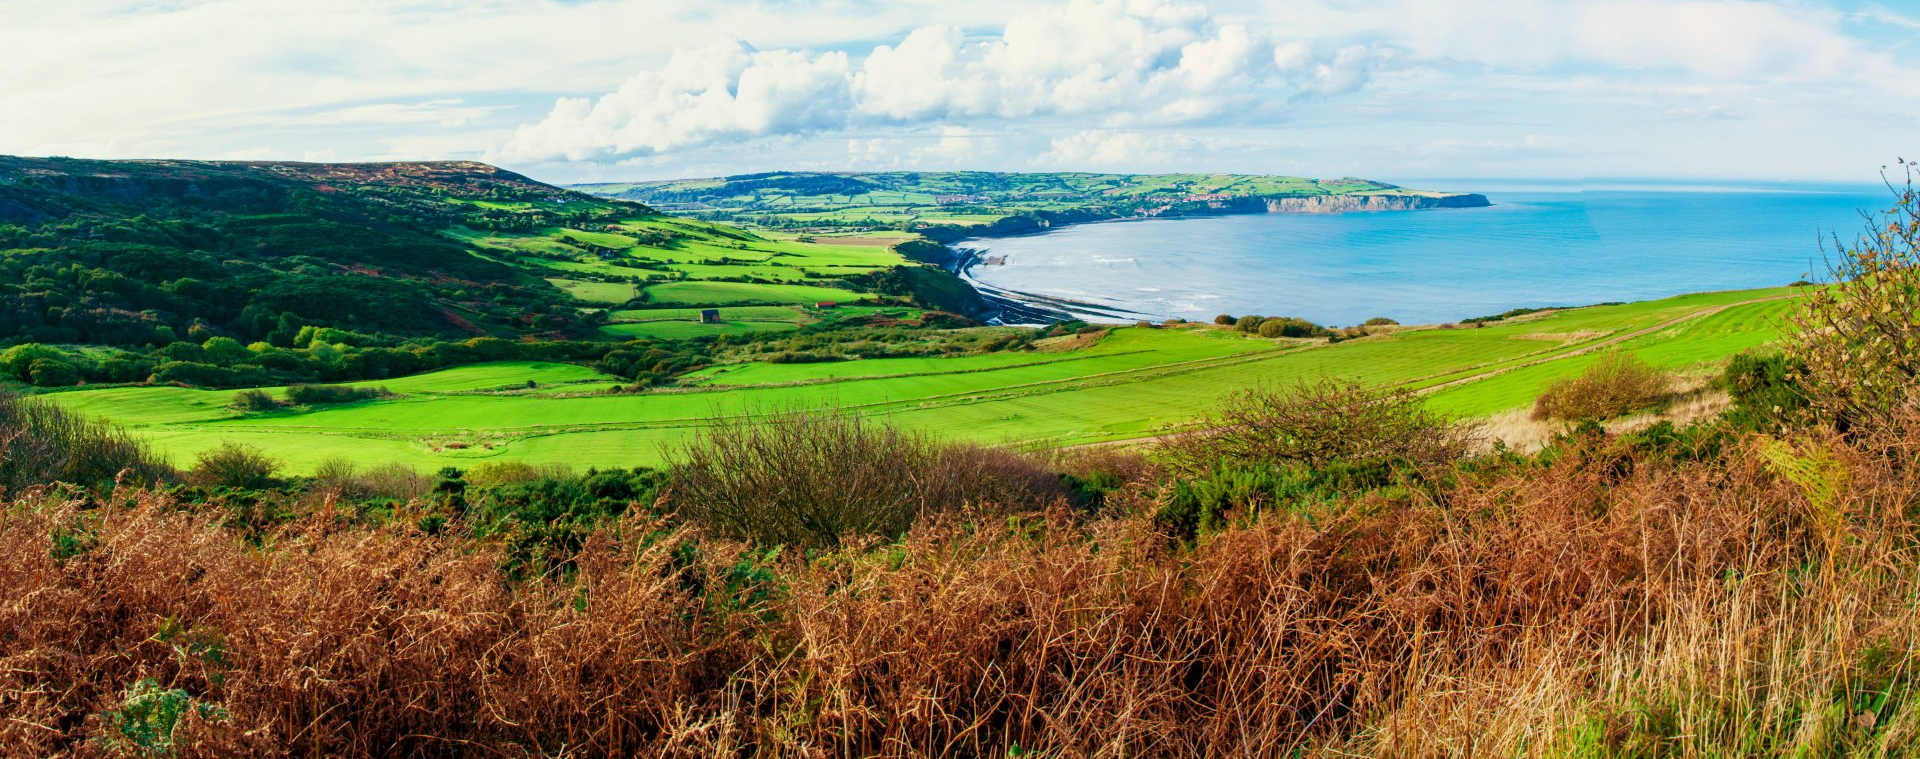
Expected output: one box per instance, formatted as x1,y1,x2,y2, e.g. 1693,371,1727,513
1486,379,1732,453
6,415,1918,755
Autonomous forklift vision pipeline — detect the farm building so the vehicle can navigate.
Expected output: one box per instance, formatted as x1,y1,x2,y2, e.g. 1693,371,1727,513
699,309,721,324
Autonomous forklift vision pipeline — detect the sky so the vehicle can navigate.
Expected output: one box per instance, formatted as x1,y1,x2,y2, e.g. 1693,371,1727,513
2,0,1917,186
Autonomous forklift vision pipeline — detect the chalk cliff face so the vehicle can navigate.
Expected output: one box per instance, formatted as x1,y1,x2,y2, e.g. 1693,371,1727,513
1262,193,1492,213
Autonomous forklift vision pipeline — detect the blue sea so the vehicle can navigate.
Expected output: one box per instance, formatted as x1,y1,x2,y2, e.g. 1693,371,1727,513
957,181,1892,326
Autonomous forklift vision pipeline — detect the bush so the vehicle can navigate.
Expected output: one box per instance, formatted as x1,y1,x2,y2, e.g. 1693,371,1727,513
1784,163,1920,434
1363,317,1399,327
230,389,281,412
0,391,175,492
1234,315,1265,333
1720,352,1809,431
1531,353,1673,422
27,358,79,387
190,442,281,490
284,384,386,406
1213,314,1235,325
1159,377,1481,477
667,409,1061,548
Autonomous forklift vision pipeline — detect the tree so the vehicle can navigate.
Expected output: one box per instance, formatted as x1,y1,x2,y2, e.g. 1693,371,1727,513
1784,161,1920,435
1235,315,1265,333
1213,314,1235,325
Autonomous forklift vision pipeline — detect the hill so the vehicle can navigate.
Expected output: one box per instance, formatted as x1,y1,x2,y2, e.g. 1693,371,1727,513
575,171,1490,237
0,157,642,346
0,156,995,388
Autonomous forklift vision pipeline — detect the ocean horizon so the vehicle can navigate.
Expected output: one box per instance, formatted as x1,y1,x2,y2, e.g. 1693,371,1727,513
957,180,1892,326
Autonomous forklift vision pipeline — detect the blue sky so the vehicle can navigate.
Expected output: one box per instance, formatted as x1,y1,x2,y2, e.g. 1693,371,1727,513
3,0,1917,185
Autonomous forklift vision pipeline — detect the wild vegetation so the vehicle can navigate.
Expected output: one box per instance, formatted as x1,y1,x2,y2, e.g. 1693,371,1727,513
2,163,1912,754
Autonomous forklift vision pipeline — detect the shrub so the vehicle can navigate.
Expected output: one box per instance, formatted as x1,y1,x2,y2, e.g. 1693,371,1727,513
1784,163,1920,434
0,343,65,380
1159,377,1481,477
1531,353,1673,422
98,678,226,757
27,358,79,387
0,391,175,493
1363,317,1399,327
190,442,281,490
668,409,1061,548
467,460,574,488
1213,314,1235,325
284,384,386,406
230,389,280,412
1234,315,1265,333
1720,352,1809,431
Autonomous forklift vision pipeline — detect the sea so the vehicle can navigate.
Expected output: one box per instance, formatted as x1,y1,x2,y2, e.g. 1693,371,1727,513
956,180,1893,326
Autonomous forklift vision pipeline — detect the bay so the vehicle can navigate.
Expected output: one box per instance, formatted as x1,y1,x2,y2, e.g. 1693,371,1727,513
957,181,1891,326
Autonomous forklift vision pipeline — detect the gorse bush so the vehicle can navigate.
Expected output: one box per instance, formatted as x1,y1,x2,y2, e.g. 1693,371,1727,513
0,390,174,494
1159,377,1481,478
667,409,1062,548
1785,162,1920,435
1531,352,1674,422
1721,352,1810,431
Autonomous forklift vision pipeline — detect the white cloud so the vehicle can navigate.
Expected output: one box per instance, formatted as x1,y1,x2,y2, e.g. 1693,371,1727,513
2,0,1917,182
500,0,1379,161
499,41,853,161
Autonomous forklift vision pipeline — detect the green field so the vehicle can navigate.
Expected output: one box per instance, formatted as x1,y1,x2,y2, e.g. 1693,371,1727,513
600,321,801,339
447,211,907,309
546,278,639,304
576,171,1480,232
641,281,869,306
43,288,1798,474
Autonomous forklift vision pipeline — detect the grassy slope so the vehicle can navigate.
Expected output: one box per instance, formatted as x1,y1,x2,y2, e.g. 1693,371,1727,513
47,288,1797,473
452,209,921,332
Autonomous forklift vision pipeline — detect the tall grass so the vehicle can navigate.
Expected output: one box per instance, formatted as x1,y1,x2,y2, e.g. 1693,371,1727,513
6,415,1918,754
0,389,174,495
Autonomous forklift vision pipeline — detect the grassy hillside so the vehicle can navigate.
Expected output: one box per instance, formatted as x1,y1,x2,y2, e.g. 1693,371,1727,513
0,157,643,345
45,287,1800,472
575,171,1488,235
0,156,996,388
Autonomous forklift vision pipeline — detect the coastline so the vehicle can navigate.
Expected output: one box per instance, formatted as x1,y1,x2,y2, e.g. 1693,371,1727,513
933,193,1494,324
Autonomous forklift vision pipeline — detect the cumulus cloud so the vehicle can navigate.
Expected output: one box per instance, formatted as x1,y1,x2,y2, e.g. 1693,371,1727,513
498,41,852,161
500,0,1380,161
